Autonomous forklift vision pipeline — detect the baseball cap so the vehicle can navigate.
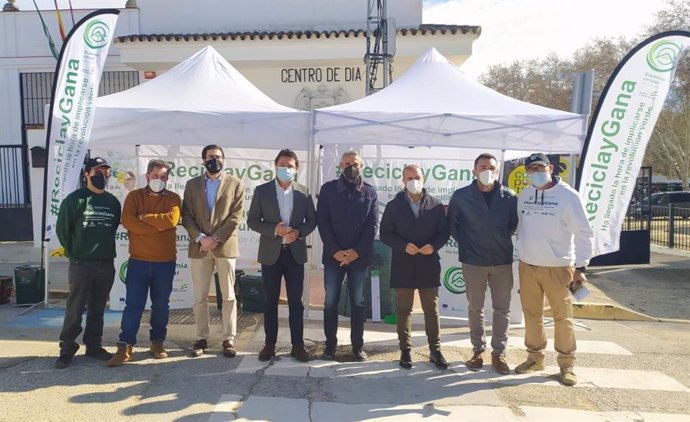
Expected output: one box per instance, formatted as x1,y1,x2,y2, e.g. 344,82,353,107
84,157,111,172
524,153,550,167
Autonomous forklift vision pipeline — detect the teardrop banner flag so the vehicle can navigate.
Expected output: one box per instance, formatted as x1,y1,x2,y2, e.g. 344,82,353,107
576,31,690,256
41,9,120,244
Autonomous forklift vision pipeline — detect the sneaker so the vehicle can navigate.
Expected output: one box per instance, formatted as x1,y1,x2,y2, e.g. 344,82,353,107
222,340,237,358
106,342,133,367
491,355,510,375
190,339,208,357
54,355,72,369
559,367,578,386
465,352,484,371
514,359,545,374
399,349,412,369
429,349,448,370
352,347,368,362
150,341,168,359
258,343,276,362
291,344,310,363
320,348,336,361
85,346,113,361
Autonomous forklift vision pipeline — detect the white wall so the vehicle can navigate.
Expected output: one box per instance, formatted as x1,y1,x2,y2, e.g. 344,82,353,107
138,0,421,33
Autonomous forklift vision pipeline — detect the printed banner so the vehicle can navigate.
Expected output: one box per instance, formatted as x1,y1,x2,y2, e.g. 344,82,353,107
42,9,120,245
94,145,309,310
576,31,690,256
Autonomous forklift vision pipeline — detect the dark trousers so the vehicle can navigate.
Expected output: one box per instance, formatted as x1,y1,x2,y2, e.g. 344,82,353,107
59,259,115,356
118,259,176,345
323,262,368,350
261,247,305,346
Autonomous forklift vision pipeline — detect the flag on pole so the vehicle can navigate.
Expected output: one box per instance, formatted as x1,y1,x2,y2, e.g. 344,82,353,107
54,0,67,40
41,9,120,245
32,0,59,60
576,30,690,256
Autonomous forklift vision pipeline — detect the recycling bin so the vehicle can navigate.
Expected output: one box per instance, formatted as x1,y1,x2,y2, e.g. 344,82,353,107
14,265,44,305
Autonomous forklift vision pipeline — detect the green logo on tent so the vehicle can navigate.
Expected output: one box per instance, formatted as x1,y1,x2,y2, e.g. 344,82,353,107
443,266,465,294
119,260,129,283
83,20,111,49
646,40,682,72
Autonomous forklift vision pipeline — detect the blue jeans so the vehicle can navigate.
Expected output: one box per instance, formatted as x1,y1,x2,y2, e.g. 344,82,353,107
119,259,176,345
323,263,368,350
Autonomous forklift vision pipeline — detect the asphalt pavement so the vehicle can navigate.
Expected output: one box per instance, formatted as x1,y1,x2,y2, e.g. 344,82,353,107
0,242,689,421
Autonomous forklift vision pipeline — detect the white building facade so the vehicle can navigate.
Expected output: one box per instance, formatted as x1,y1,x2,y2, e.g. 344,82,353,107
0,0,480,240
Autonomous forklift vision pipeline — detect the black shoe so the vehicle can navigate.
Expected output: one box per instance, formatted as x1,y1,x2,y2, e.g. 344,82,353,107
54,355,72,369
352,347,368,361
190,339,208,357
320,348,336,361
399,349,412,369
85,346,113,361
429,350,448,370
291,345,310,363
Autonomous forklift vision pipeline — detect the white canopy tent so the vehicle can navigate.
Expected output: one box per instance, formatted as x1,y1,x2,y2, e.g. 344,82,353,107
90,46,310,149
313,48,587,155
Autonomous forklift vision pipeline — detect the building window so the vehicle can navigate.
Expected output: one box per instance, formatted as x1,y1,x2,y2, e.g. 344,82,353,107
20,71,140,127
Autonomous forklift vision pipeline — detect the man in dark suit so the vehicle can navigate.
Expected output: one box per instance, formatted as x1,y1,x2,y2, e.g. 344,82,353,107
247,149,317,362
181,145,244,358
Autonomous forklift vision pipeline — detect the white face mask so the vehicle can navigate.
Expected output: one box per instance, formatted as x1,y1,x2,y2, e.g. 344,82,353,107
478,169,496,186
406,179,423,195
148,178,166,193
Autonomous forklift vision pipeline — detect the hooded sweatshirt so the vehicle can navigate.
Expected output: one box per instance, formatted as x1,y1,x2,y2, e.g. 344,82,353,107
516,177,593,268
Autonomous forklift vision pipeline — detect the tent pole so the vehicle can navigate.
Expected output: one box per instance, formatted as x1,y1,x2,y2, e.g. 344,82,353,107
499,149,506,184
303,112,317,317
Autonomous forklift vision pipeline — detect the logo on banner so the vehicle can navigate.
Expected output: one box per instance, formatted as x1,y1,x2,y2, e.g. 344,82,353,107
83,20,111,49
646,40,682,72
443,266,465,294
119,260,128,283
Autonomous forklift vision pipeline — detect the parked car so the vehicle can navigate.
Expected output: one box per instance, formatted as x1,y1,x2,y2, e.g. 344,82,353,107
631,191,690,218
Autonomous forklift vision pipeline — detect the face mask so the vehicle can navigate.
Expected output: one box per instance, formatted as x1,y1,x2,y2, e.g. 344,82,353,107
343,165,360,181
90,173,107,190
276,167,295,182
205,158,223,174
406,179,423,195
478,169,496,186
528,171,550,188
148,179,166,193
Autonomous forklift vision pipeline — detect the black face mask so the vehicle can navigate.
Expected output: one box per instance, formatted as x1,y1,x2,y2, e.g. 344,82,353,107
205,158,223,174
343,165,360,181
90,173,107,190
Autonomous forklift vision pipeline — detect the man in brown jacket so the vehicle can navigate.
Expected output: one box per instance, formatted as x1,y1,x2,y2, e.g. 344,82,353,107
107,159,181,366
182,145,244,358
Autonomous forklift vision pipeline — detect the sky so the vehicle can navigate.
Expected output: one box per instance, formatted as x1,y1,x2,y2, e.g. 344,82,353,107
15,0,671,78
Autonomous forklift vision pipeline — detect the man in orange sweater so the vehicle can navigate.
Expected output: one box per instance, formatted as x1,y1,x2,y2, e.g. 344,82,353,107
107,159,181,366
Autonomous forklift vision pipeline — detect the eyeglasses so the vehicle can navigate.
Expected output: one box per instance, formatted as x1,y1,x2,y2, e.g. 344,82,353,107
525,165,547,174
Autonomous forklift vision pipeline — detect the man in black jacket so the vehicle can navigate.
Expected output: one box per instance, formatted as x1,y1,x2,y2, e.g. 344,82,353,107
380,164,450,370
447,153,518,375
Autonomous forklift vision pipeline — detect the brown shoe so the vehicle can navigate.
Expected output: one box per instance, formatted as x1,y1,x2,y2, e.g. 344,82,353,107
465,352,483,371
491,355,510,374
150,341,168,359
291,344,310,363
106,342,133,367
190,339,207,357
222,340,237,358
258,343,276,361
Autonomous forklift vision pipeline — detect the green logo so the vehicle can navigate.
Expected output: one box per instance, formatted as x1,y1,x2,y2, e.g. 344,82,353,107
83,19,111,49
118,260,129,283
646,40,682,72
443,266,465,294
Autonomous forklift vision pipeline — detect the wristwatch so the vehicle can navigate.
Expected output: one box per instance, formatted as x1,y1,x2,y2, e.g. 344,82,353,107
576,266,587,273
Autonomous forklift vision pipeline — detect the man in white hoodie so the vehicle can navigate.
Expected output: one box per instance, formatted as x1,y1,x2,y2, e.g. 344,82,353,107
515,153,593,386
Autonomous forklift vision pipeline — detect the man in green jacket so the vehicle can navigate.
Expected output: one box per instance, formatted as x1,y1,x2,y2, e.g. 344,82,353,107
55,157,121,369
